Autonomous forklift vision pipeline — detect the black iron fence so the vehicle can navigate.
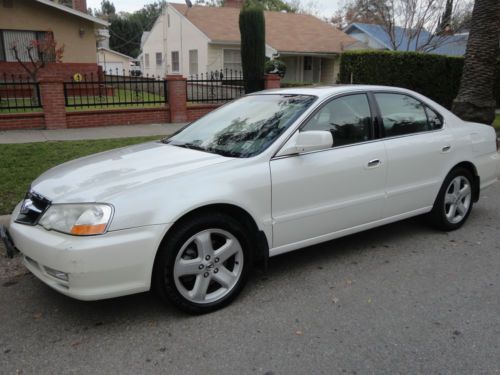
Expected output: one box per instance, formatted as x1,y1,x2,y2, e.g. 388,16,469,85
63,71,167,110
0,74,42,113
187,69,257,104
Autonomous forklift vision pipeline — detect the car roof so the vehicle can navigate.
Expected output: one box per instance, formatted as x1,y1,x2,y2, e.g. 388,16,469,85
257,85,417,100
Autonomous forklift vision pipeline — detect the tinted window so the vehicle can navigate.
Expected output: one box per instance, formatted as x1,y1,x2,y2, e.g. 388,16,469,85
375,93,431,136
302,94,372,147
425,106,443,130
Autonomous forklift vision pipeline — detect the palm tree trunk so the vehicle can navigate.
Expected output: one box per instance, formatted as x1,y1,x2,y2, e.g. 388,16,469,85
451,0,500,124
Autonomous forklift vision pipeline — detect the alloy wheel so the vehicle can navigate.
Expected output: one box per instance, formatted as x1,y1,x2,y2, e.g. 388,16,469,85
444,176,472,224
173,229,244,304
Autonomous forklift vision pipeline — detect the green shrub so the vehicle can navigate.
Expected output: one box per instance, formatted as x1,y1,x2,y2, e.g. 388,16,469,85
239,2,266,93
264,59,287,78
338,50,500,109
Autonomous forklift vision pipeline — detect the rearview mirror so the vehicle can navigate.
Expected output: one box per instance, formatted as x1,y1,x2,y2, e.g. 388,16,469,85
276,131,333,157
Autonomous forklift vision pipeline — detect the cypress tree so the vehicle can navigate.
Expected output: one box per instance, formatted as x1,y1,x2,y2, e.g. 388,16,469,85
239,1,266,93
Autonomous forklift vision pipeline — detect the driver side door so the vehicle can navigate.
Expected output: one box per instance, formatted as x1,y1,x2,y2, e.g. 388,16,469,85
270,93,387,249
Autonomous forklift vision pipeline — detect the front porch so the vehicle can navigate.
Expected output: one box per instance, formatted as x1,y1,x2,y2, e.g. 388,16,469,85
280,55,340,84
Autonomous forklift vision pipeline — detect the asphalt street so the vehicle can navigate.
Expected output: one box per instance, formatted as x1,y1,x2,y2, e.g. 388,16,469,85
1,183,499,375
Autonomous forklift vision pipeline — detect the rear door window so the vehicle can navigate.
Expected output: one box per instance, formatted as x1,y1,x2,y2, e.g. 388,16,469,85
375,93,433,137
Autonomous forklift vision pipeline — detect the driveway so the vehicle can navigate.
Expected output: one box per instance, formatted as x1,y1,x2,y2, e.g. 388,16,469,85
1,183,499,375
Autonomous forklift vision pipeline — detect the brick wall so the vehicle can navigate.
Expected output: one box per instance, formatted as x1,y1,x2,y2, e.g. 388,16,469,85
67,107,170,128
0,73,281,130
187,104,222,122
0,113,45,130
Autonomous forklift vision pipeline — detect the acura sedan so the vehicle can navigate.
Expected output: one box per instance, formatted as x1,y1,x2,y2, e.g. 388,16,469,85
2,86,499,314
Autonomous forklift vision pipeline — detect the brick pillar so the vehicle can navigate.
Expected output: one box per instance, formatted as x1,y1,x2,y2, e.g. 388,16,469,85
39,75,67,129
167,75,188,123
264,74,281,90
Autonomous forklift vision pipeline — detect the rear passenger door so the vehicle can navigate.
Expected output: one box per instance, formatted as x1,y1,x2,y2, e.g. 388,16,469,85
374,92,454,218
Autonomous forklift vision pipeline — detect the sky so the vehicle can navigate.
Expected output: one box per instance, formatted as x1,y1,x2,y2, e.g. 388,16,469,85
86,0,342,18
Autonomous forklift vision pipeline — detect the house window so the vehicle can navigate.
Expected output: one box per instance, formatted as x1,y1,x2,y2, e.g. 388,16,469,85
189,49,198,75
145,53,150,68
167,14,171,28
156,52,162,67
171,51,180,72
0,30,54,62
223,49,241,72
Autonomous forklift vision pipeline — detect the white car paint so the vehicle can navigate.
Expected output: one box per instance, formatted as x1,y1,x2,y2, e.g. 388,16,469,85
7,86,500,301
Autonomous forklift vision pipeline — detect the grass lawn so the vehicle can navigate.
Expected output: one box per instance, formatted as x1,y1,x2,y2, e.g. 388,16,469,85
65,88,165,111
1,89,165,113
0,135,162,215
0,98,42,114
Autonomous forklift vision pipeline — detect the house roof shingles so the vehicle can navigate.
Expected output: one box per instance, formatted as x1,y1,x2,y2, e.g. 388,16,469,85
171,4,356,54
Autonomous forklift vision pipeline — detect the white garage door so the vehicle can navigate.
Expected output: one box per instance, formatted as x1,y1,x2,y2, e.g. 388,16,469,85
100,62,124,75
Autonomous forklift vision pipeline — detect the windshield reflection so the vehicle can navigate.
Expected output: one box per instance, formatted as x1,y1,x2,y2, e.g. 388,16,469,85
164,94,316,158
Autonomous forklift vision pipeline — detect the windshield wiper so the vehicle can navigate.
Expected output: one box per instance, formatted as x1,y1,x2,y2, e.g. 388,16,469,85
172,142,207,152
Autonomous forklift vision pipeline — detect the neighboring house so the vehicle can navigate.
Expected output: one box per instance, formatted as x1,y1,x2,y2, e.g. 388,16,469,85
344,23,468,56
97,47,135,75
141,0,358,83
96,29,135,75
0,0,108,79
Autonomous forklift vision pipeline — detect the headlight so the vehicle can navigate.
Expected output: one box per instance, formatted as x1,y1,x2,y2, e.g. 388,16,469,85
39,204,113,236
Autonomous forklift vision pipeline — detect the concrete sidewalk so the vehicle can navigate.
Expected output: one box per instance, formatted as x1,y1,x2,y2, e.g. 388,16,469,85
0,123,186,144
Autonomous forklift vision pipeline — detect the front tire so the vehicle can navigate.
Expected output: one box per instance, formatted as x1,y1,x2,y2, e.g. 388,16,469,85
153,213,253,314
429,167,474,231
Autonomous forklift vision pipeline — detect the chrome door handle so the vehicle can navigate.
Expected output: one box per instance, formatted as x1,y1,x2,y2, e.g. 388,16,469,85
367,159,381,168
441,145,451,152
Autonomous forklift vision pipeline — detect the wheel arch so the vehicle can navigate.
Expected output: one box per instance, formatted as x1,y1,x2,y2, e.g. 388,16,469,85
152,203,269,282
448,161,480,202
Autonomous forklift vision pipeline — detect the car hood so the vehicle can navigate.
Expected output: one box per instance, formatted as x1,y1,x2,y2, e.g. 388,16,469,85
32,141,232,203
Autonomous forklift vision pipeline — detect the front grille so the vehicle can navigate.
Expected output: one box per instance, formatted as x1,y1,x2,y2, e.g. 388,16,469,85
15,190,51,225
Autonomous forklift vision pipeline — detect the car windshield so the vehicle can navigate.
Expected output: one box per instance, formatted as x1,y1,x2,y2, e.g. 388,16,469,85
163,94,316,158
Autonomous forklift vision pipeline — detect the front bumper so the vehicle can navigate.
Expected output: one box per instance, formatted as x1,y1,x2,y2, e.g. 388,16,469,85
7,212,170,301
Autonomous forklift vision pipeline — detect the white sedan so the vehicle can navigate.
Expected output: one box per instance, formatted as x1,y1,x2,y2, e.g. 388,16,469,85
3,86,500,314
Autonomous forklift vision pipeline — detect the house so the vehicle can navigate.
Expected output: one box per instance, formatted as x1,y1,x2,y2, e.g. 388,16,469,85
344,22,468,56
140,0,358,83
96,29,135,75
0,0,108,79
97,47,135,75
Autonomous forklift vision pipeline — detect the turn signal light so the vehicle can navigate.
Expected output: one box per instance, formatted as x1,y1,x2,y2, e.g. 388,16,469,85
71,223,107,235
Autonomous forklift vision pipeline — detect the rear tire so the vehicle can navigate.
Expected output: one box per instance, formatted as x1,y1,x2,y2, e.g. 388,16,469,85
153,212,253,314
429,167,474,231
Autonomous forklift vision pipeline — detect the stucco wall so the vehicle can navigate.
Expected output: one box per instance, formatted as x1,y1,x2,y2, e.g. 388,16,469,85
207,44,241,73
166,5,209,76
281,55,301,82
141,12,167,77
0,0,99,63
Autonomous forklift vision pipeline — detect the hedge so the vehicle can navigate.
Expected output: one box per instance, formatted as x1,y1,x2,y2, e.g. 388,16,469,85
338,50,500,109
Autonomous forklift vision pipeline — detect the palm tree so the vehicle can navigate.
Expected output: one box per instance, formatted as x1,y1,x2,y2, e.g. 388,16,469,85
452,0,500,124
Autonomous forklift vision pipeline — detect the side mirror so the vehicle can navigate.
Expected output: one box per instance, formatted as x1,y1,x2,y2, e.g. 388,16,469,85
276,130,333,157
